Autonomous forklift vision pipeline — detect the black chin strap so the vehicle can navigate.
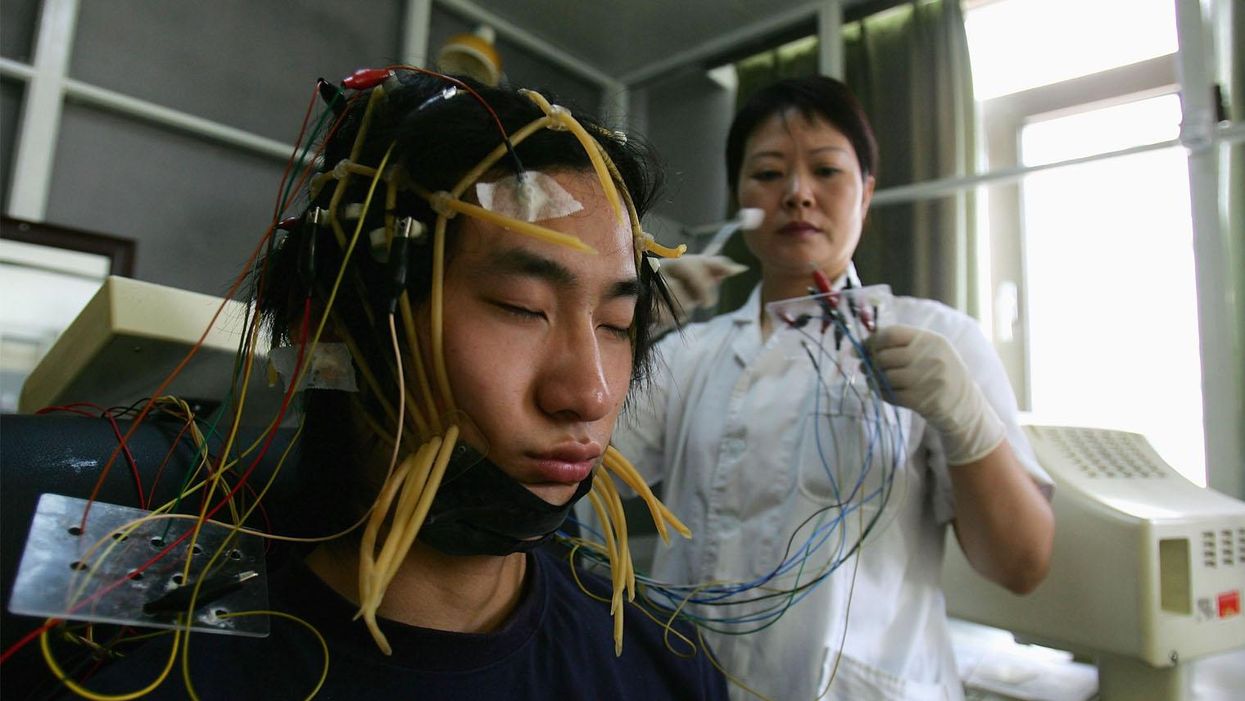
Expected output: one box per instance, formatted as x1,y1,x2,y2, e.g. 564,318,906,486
417,442,594,556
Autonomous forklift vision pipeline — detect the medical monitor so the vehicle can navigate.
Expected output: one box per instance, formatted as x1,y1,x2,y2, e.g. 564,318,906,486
941,424,1245,700
18,276,281,423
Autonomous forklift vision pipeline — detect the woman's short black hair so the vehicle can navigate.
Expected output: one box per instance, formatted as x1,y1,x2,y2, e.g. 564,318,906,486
724,75,878,195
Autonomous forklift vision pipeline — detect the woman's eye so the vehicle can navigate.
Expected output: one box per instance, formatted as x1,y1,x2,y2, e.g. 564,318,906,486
814,165,841,177
752,169,783,182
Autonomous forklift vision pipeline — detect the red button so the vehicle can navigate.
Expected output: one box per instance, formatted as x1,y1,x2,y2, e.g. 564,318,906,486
1218,590,1241,618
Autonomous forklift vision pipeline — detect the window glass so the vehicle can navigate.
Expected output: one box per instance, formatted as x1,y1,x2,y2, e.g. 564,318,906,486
1020,94,1205,483
966,0,1177,100
1021,93,1181,165
0,241,108,413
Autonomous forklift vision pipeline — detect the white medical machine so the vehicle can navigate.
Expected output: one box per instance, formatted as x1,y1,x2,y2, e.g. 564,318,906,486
942,425,1245,701
18,275,281,422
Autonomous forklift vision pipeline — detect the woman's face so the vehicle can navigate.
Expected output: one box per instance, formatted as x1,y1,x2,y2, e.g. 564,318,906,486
736,109,875,285
438,170,637,505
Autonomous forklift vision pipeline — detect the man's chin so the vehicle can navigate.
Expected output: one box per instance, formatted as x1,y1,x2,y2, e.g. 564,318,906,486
523,482,581,506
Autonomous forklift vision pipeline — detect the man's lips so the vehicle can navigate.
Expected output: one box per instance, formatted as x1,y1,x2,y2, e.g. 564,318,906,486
524,446,601,483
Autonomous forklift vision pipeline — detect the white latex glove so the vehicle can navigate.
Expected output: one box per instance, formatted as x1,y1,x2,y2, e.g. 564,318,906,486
654,254,749,331
864,324,1006,465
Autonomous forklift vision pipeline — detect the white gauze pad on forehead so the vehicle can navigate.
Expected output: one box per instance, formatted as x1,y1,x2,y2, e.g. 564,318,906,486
475,171,584,223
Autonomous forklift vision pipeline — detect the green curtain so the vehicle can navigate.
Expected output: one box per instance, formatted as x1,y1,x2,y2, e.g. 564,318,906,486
734,36,821,106
717,0,978,315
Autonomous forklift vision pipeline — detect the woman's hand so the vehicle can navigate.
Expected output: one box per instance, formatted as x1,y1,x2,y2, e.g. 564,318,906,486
866,324,1053,593
654,255,748,331
864,324,1005,465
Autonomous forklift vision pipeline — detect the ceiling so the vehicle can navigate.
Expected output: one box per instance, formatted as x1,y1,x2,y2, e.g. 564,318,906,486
439,0,873,86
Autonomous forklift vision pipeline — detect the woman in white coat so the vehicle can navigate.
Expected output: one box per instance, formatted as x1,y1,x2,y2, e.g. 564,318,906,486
615,76,1054,701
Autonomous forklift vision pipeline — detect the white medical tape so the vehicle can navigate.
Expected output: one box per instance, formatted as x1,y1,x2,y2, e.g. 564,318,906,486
268,343,359,392
475,171,583,223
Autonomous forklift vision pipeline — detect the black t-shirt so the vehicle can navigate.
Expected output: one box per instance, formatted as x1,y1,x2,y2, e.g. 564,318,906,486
80,547,728,700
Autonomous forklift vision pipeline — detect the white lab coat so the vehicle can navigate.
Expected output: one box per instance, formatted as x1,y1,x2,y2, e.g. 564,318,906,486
613,273,1050,701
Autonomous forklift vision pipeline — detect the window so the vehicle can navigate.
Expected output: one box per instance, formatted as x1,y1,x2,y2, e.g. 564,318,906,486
966,0,1177,100
966,0,1207,483
1021,94,1204,481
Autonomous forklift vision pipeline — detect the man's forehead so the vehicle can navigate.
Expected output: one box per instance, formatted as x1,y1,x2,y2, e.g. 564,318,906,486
472,243,638,296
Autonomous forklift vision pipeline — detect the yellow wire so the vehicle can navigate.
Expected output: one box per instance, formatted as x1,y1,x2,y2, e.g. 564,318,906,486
324,87,386,248
357,449,426,629
186,609,329,701
429,216,457,414
585,488,625,656
593,470,635,601
562,540,698,656
447,115,552,200
585,489,620,606
328,311,399,426
697,625,776,701
354,312,419,643
377,425,459,593
369,445,438,593
603,447,691,540
398,293,441,436
519,89,622,220
296,147,396,402
41,619,181,701
413,185,595,253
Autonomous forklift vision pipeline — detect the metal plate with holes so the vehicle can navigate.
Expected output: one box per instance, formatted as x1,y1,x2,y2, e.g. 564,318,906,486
8,494,268,637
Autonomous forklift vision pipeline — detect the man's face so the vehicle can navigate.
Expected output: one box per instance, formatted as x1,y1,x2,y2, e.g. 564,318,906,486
439,170,637,505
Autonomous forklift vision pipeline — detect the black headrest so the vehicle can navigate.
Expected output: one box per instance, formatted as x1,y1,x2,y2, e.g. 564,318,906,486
0,412,300,700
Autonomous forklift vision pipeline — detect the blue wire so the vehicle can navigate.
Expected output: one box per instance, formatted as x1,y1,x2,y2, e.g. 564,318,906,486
565,292,910,631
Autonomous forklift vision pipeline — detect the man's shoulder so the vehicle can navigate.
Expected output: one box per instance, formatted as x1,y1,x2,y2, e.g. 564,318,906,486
535,545,729,699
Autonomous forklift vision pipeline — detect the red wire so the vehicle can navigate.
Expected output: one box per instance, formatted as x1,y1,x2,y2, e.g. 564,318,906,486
144,409,195,501
271,84,322,225
102,409,146,510
10,81,355,667
384,64,520,170
1,353,305,664
36,405,98,418
70,82,348,530
36,403,148,509
5,87,343,667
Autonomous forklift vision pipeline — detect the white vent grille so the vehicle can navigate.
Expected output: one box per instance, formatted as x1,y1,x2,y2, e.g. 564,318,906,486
1040,427,1167,479
1201,529,1244,568
1203,530,1217,568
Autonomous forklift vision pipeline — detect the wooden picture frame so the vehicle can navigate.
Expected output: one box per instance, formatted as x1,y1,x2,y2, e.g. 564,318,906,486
0,216,135,277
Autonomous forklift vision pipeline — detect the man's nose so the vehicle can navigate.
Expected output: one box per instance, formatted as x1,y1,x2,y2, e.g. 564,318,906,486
535,325,614,423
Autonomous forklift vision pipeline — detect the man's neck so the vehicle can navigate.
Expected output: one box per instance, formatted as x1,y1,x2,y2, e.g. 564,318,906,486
306,540,528,634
